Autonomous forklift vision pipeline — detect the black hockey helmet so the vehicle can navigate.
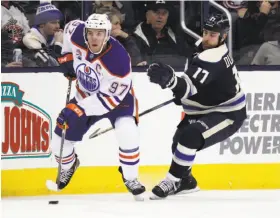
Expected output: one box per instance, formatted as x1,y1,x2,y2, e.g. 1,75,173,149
203,14,230,43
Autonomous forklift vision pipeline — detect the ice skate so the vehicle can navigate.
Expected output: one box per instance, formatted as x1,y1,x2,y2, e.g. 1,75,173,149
174,173,200,195
57,154,80,190
150,178,179,200
118,166,146,201
150,173,199,200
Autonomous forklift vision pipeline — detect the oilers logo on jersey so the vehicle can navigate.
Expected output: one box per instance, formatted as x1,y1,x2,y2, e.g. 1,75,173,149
76,63,100,92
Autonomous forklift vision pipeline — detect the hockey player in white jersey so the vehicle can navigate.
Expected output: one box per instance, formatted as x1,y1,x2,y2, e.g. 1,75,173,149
51,14,145,200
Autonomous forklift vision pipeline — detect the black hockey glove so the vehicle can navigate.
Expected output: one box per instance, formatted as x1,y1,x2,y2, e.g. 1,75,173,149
147,63,177,89
57,53,76,80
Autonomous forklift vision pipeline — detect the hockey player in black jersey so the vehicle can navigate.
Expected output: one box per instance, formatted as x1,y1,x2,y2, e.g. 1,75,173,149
147,14,247,199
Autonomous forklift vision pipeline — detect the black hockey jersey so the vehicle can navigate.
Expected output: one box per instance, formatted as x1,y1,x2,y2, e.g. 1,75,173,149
173,40,246,115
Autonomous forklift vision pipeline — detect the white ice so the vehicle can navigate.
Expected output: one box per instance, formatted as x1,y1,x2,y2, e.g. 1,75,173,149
2,190,280,218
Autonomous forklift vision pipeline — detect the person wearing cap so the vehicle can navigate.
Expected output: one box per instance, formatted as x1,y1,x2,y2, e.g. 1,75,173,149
22,2,63,66
133,0,191,67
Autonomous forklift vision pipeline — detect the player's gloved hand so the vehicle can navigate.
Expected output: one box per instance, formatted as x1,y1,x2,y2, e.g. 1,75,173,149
57,53,77,80
56,103,85,129
63,70,77,81
147,62,177,89
173,94,182,105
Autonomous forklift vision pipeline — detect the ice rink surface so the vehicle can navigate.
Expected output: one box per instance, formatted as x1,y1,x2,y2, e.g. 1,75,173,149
2,190,280,218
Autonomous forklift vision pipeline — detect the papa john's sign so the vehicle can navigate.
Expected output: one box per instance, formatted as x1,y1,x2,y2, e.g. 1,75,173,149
1,82,52,159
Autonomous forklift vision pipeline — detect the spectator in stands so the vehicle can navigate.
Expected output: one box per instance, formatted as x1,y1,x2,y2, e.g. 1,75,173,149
23,2,63,67
52,0,81,28
96,6,146,66
235,1,272,47
225,0,273,64
251,24,280,65
92,1,136,32
1,1,30,67
260,0,280,42
133,0,192,67
15,1,40,27
1,31,22,67
1,1,30,45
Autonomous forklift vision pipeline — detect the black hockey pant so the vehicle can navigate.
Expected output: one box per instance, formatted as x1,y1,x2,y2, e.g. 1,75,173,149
169,107,247,178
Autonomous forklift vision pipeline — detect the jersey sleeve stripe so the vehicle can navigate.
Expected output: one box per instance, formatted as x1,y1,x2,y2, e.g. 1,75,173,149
99,91,110,97
182,92,246,114
181,74,198,99
114,96,121,103
99,93,121,110
76,83,88,99
96,94,111,111
105,96,117,108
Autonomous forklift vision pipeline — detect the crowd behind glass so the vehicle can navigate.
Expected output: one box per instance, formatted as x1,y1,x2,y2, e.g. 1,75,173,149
1,0,280,69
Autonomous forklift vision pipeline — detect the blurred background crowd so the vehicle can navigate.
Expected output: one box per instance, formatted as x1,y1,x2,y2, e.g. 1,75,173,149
1,0,280,69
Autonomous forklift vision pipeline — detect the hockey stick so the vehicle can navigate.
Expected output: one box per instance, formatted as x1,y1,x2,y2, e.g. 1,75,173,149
88,98,174,139
46,80,72,191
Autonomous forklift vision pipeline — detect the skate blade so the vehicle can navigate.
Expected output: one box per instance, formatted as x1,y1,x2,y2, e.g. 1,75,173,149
133,193,145,201
46,180,60,192
149,187,200,200
175,186,200,195
149,193,166,200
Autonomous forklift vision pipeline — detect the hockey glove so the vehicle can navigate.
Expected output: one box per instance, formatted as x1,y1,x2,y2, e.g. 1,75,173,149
147,63,177,89
57,53,76,80
57,103,85,129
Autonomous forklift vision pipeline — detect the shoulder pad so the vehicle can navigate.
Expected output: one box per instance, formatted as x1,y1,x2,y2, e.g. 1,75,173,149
69,22,87,51
198,44,228,63
101,38,131,78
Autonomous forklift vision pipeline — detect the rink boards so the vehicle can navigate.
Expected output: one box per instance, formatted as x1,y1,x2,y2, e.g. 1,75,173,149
2,71,280,197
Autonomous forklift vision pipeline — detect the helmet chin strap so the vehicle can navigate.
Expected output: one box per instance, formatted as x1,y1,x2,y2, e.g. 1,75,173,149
217,31,227,47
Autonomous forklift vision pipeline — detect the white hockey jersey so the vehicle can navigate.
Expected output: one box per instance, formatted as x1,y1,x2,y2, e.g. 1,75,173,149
61,20,134,116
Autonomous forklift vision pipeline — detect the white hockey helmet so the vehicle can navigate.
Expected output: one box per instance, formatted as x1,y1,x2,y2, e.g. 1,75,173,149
84,13,112,54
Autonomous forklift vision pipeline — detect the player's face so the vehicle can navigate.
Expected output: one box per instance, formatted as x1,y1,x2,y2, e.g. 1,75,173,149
202,29,220,49
86,29,107,53
42,20,60,35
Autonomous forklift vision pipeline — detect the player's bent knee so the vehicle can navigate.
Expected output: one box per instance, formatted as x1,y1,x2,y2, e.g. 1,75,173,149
179,126,204,150
114,116,139,149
